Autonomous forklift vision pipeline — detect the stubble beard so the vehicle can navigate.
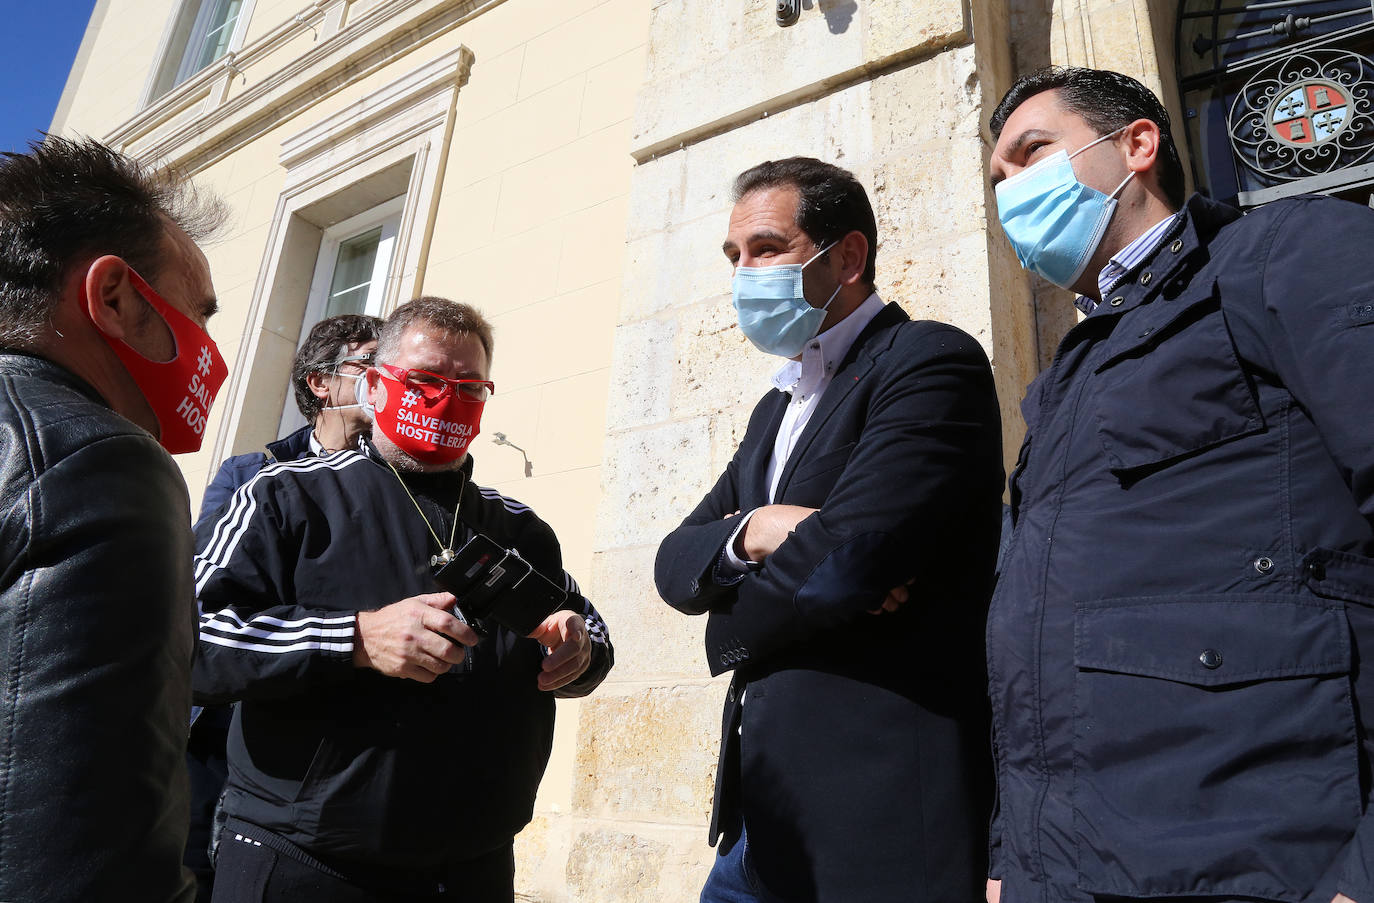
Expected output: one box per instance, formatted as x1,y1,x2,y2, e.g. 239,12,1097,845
372,428,467,473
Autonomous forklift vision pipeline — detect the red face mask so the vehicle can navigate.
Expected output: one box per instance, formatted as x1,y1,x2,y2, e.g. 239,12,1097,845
372,365,489,466
89,269,228,454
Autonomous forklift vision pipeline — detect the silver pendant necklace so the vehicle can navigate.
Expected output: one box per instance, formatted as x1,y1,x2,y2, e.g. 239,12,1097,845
381,456,466,567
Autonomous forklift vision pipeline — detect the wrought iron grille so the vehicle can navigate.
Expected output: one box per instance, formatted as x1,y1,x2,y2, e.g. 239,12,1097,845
1176,1,1374,206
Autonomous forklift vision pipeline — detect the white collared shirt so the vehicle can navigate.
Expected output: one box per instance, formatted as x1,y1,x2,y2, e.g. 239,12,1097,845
722,292,887,573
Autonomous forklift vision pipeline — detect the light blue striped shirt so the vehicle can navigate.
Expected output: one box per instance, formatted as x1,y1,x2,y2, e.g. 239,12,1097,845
1077,213,1182,314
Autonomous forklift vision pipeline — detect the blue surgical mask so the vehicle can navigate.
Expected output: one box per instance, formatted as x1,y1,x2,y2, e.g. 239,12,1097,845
732,242,841,357
995,126,1133,289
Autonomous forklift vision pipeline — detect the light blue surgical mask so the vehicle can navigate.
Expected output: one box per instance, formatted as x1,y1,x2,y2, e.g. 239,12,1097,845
995,126,1133,289
732,242,841,358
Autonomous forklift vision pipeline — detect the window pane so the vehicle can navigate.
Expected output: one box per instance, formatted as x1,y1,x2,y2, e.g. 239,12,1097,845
182,0,243,82
194,0,243,70
326,227,383,318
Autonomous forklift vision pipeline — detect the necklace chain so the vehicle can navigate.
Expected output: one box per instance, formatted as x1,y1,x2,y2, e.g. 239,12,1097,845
381,455,465,566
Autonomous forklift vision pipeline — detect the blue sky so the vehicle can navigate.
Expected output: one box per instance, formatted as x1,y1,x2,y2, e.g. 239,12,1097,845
1,0,101,153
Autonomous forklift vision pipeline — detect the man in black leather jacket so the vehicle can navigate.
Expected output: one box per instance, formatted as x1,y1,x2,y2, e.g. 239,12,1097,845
0,138,226,903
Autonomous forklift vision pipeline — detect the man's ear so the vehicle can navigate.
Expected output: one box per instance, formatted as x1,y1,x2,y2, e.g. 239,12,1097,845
1123,117,1161,176
82,255,138,339
366,367,387,412
836,230,869,287
305,369,332,402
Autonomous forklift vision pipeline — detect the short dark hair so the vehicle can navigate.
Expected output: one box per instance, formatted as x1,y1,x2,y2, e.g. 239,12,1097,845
290,313,382,420
0,136,225,349
732,157,879,288
376,297,494,371
989,67,1186,209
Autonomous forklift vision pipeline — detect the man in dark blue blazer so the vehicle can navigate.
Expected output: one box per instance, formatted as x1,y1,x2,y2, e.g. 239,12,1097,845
655,157,1004,903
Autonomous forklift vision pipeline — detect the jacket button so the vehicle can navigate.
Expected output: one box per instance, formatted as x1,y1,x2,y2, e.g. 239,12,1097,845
1199,649,1223,670
1109,296,1125,307
1253,556,1274,574
1170,239,1183,253
1307,560,1327,580
1140,271,1153,286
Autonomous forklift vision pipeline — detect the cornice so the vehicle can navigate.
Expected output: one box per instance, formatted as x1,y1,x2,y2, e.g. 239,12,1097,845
279,44,473,170
107,0,503,173
110,0,341,150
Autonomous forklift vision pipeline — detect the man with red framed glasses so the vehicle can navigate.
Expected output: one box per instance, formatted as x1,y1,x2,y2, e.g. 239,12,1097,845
192,296,614,902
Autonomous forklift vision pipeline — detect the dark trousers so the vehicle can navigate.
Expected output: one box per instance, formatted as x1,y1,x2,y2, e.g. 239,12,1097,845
211,825,514,903
185,705,234,903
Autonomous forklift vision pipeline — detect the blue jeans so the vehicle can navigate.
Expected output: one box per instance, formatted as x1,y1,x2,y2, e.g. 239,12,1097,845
699,826,786,903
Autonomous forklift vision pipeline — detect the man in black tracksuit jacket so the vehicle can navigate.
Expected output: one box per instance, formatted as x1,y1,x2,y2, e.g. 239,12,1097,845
186,313,379,902
192,299,612,901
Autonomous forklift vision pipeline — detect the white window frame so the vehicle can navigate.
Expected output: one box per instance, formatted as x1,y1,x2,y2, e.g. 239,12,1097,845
305,199,404,324
142,0,256,106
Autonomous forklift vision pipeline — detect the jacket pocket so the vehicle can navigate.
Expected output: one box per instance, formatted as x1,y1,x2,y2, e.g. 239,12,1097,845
293,738,340,806
1092,283,1264,476
781,441,856,503
1302,547,1374,608
1072,595,1360,901
1006,434,1031,526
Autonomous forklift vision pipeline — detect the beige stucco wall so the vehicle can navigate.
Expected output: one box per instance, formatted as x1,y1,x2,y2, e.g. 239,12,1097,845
51,0,1181,899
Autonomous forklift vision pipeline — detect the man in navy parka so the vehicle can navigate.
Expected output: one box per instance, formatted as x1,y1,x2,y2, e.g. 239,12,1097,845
985,66,1374,903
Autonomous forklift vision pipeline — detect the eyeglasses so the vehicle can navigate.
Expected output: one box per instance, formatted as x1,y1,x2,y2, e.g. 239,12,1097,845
327,352,374,373
377,364,494,402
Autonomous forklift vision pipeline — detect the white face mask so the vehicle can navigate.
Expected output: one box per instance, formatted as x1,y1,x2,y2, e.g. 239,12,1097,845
322,371,370,413
350,372,373,422
317,348,374,415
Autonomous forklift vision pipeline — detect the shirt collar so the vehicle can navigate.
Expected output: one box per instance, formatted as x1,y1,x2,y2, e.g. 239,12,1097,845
1077,212,1182,315
771,292,885,396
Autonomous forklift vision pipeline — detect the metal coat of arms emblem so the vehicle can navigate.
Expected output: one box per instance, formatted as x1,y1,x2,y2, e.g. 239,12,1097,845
1229,49,1374,182
1267,80,1351,146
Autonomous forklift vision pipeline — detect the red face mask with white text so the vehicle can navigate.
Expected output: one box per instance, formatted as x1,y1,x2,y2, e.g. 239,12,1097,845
371,365,487,466
88,269,228,454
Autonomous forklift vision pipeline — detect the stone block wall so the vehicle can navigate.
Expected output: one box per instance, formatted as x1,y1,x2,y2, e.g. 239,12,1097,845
579,2,1036,899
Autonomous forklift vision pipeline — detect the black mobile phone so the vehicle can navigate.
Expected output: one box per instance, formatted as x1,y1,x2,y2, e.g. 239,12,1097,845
432,533,567,636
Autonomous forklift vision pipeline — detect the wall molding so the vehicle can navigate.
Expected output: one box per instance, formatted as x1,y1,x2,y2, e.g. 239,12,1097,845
279,44,472,170
106,0,502,172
